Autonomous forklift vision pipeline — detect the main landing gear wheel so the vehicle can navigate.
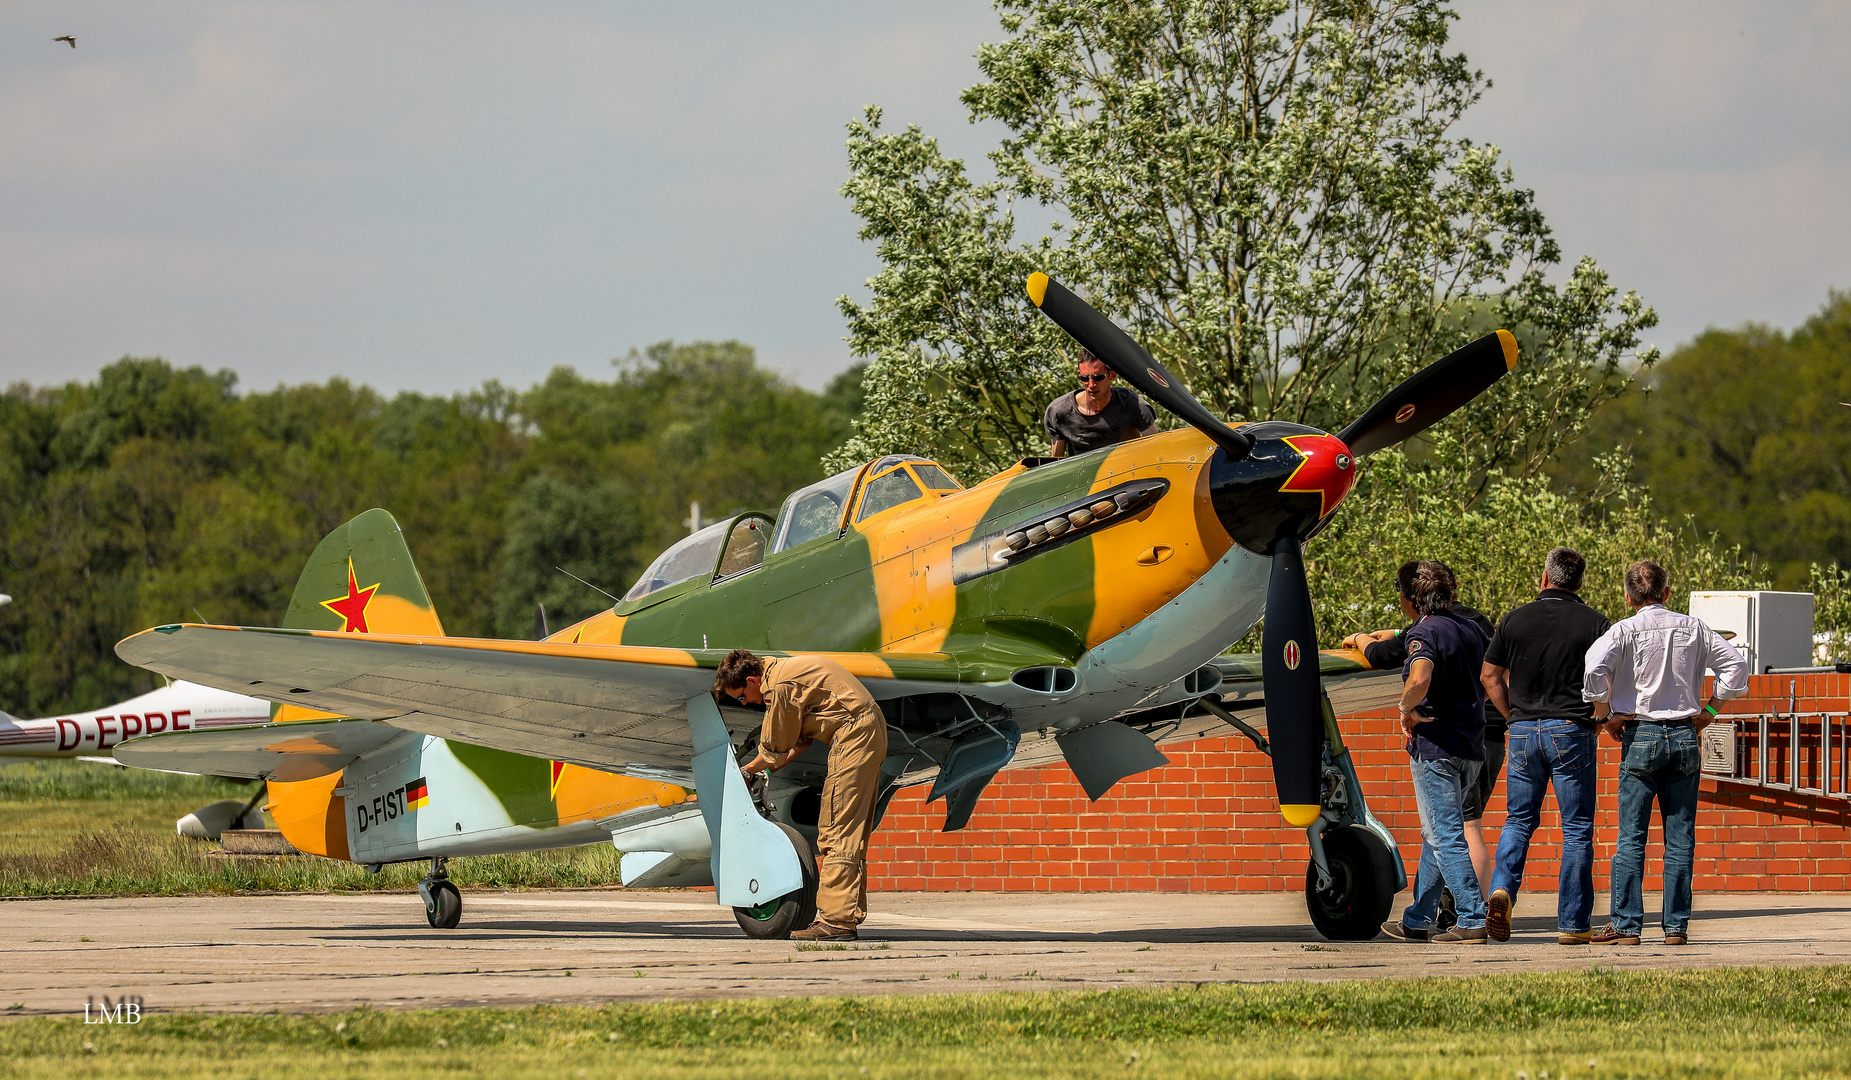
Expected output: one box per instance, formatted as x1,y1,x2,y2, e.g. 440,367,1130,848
1305,826,1398,941
419,858,462,930
733,823,818,940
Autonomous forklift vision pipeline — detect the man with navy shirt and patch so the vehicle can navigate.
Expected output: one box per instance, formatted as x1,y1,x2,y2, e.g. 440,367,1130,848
1380,561,1492,944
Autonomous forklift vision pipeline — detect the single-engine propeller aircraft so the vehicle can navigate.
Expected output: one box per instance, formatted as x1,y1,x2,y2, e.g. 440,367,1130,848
114,274,1516,940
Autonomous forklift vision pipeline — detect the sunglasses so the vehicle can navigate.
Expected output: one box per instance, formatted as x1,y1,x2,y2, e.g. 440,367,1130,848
1077,373,1110,383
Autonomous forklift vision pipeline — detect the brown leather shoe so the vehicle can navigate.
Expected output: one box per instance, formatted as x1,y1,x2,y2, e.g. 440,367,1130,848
1486,889,1512,942
1558,930,1592,945
1380,920,1432,942
1590,924,1640,945
1664,932,1688,946
790,920,857,942
1434,926,1488,944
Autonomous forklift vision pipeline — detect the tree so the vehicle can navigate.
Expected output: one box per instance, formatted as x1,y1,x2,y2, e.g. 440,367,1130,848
494,473,643,638
831,0,1656,489
1556,292,1851,590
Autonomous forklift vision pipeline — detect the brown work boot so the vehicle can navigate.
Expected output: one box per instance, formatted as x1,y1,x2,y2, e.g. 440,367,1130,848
1486,888,1512,942
1558,930,1593,945
1590,924,1639,945
790,920,857,942
1664,932,1688,946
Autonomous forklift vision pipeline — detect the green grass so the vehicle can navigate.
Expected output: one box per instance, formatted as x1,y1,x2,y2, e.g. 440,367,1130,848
3,967,1848,1078
0,760,625,896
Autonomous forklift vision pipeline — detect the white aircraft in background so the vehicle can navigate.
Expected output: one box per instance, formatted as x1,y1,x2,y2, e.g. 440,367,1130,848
1,679,274,838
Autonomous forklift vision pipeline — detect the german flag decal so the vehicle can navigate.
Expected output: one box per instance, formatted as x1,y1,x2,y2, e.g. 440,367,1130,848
404,776,429,811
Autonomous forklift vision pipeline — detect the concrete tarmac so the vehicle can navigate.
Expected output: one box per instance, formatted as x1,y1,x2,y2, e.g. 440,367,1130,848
4,890,1847,1018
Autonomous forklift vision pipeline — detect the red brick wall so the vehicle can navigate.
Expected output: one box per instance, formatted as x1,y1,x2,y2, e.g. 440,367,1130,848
867,673,1851,893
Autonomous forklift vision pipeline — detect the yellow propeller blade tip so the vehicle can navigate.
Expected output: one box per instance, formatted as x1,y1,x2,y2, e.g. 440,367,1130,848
1496,328,1519,371
1280,804,1322,827
1026,272,1049,307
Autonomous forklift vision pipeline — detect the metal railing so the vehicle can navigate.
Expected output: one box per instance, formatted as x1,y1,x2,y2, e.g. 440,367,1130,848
1702,681,1851,800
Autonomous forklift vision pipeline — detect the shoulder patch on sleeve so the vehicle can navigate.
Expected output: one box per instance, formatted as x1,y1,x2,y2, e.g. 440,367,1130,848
1409,639,1423,652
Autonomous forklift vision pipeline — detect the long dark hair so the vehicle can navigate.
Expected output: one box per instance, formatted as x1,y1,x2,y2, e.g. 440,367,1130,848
1401,559,1457,617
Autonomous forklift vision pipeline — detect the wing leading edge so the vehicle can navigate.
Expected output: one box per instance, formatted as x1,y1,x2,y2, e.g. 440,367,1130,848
115,624,1002,779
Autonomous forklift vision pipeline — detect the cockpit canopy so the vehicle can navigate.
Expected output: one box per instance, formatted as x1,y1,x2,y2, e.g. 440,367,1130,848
620,455,962,605
771,455,961,554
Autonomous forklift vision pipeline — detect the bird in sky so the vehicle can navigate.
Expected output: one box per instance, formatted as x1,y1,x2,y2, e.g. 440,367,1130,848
54,36,76,48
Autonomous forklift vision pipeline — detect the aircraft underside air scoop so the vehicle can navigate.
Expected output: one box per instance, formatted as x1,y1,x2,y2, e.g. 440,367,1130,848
1057,720,1170,802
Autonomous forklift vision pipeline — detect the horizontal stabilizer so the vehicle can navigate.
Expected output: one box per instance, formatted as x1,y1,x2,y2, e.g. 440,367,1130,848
1058,720,1169,801
113,718,407,782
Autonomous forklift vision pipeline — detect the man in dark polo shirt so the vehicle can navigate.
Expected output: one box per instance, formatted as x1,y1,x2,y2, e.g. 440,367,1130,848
1479,547,1612,945
1044,349,1157,457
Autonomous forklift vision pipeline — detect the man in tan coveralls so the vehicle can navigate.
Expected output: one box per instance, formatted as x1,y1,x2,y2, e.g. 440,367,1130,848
717,649,889,942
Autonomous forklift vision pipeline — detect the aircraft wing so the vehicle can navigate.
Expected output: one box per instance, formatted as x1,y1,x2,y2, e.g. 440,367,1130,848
116,624,1002,782
1210,648,1402,718
113,717,407,782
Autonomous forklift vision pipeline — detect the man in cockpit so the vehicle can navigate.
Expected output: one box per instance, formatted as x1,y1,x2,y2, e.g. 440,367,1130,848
1045,349,1158,458
718,649,888,942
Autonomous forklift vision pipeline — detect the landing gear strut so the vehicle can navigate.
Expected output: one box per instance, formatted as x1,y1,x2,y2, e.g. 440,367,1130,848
419,857,462,929
1301,696,1402,940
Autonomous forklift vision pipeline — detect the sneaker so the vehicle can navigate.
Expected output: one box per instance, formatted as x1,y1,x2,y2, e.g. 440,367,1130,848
1434,926,1488,944
1486,889,1512,942
1590,924,1640,945
790,920,857,942
1558,930,1592,945
1664,932,1688,946
1380,920,1432,942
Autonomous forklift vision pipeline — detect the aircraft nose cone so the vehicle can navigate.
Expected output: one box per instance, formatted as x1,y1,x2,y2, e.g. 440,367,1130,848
1276,432,1356,519
1206,422,1355,554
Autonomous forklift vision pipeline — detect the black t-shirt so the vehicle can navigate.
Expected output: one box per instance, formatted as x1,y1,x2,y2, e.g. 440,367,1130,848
1365,603,1500,738
1044,386,1156,455
1401,607,1489,761
1484,588,1612,724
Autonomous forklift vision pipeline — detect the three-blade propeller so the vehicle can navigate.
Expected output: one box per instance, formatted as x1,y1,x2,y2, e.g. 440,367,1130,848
1027,273,1517,826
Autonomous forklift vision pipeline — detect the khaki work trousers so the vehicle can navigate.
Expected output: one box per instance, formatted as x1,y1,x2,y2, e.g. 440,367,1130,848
815,717,888,928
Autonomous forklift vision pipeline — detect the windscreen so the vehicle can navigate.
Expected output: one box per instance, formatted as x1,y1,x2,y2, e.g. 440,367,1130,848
771,466,860,553
623,520,731,602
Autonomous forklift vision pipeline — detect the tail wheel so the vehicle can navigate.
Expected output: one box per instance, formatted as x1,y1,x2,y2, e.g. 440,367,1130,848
732,822,819,939
1305,826,1397,941
424,880,462,930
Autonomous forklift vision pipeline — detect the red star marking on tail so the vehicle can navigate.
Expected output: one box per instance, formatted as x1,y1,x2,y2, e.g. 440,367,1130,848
1278,433,1357,518
319,561,381,633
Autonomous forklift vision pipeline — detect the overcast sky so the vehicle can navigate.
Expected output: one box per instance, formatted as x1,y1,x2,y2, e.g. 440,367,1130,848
2,1,1846,397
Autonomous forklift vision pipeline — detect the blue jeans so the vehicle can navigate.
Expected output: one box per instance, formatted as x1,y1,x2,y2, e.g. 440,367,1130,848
1610,720,1703,935
1402,756,1486,930
1489,719,1597,932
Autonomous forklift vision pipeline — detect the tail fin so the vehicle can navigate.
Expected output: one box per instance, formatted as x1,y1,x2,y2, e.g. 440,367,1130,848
275,507,444,722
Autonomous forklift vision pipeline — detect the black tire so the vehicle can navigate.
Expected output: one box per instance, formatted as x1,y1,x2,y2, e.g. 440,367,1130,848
733,822,819,939
1304,826,1398,941
425,880,462,930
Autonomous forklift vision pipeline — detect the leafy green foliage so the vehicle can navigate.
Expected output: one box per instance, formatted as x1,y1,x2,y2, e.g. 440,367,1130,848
1303,448,1764,645
1557,292,1851,592
833,0,1657,484
495,475,644,638
0,343,855,716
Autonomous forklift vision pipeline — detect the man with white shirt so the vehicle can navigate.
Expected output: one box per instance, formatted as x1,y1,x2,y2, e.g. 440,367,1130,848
1582,559,1749,946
